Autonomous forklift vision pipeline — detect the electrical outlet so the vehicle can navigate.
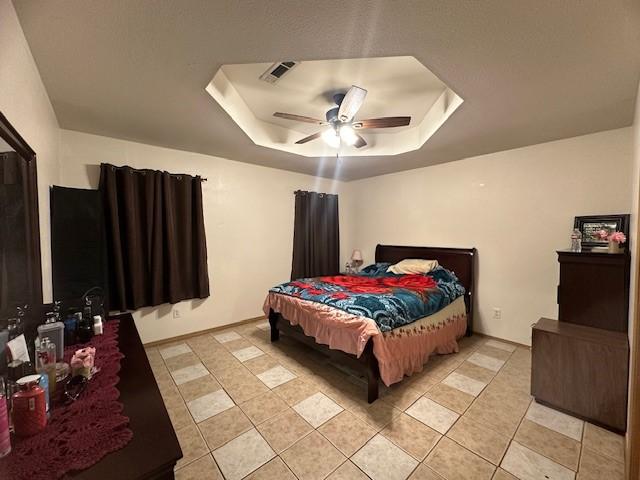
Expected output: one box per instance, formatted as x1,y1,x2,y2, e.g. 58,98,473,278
492,307,502,320
173,309,181,319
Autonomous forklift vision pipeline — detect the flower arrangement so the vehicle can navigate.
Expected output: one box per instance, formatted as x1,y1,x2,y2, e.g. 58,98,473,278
594,229,626,244
609,231,627,244
71,347,96,378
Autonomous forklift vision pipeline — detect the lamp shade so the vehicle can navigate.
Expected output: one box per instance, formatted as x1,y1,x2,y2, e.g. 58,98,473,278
351,250,363,262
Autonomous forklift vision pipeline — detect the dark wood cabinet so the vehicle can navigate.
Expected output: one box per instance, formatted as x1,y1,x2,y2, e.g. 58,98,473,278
532,318,629,432
557,250,630,332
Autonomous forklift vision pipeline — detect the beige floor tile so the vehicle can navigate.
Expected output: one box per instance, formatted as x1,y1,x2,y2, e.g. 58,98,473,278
187,389,235,423
501,441,574,480
442,371,487,396
165,351,202,372
244,354,280,375
381,384,424,410
222,374,270,404
178,374,222,403
167,401,195,430
273,376,320,405
582,423,625,463
294,392,344,428
447,416,511,465
578,448,624,480
240,391,289,425
381,413,441,460
477,345,513,361
213,428,275,480
426,437,495,480
406,397,459,434
175,423,209,469
175,454,223,480
350,400,402,431
467,352,506,372
257,409,313,453
160,343,193,359
213,331,242,343
352,434,419,480
492,468,518,480
198,405,253,450
245,456,297,480
485,339,517,352
318,410,376,456
327,460,370,480
257,365,297,389
463,391,530,437
231,345,264,362
202,352,242,375
408,464,445,480
514,419,581,470
161,384,186,410
425,383,475,414
222,338,253,352
281,431,346,480
525,401,583,441
171,363,210,385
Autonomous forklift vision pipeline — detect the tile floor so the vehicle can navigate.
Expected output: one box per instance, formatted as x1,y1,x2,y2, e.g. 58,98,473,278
145,319,626,480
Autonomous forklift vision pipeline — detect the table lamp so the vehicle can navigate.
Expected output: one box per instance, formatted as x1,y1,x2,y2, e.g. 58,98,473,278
351,250,363,272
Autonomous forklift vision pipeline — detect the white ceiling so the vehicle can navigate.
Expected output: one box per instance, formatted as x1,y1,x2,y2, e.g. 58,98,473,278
12,0,640,181
213,56,461,157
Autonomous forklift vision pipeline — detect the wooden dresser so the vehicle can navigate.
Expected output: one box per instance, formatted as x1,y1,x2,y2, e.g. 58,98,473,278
71,313,182,479
557,250,630,332
531,250,630,432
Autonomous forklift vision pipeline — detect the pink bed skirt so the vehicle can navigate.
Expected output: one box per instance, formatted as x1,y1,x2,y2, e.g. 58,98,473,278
263,293,467,386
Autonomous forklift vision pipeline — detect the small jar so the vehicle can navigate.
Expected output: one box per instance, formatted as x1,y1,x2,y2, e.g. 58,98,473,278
12,375,47,437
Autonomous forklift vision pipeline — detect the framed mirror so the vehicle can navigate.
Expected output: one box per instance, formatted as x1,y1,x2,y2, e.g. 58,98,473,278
0,111,43,325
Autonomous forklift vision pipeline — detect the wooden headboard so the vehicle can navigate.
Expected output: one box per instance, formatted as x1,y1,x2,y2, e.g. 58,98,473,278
375,244,477,335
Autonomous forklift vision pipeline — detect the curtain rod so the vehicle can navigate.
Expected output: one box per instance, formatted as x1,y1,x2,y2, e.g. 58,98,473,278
104,163,207,181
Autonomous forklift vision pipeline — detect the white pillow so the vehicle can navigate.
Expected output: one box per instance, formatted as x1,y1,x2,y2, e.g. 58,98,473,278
387,259,439,274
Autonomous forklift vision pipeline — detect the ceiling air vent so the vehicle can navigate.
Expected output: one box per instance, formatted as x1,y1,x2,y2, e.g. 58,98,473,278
259,61,299,84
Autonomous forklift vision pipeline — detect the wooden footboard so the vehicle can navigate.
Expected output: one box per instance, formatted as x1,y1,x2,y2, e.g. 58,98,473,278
269,308,380,403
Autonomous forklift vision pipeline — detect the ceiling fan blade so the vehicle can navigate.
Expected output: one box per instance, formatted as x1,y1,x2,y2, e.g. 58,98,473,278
294,131,323,144
352,116,411,129
338,86,367,122
353,134,367,149
273,112,327,125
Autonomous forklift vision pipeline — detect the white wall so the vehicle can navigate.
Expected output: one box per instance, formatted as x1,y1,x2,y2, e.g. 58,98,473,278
59,129,354,343
0,0,60,302
348,128,634,345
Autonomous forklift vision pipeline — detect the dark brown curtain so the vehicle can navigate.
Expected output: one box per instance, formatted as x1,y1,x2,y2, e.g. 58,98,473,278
291,190,339,280
99,163,209,310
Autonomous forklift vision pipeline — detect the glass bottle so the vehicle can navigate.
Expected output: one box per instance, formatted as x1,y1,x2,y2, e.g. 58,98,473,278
570,228,582,252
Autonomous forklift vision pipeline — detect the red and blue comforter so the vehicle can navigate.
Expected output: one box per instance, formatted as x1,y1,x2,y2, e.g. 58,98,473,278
270,266,465,332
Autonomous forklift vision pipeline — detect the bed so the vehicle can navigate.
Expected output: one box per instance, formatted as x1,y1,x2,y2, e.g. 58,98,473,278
264,244,477,402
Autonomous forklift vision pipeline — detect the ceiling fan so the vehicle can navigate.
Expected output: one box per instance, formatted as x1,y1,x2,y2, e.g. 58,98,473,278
273,85,411,149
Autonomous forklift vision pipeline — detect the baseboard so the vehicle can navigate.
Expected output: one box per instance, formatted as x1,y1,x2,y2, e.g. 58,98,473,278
143,315,267,347
470,331,530,349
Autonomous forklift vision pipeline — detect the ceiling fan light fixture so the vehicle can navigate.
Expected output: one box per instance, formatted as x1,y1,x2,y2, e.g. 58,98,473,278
321,128,340,148
339,126,358,146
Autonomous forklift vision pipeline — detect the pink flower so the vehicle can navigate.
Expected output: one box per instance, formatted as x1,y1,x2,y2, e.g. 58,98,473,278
71,347,96,370
609,231,627,244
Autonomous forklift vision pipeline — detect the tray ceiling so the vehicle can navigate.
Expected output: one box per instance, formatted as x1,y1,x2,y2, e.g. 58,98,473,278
12,0,640,180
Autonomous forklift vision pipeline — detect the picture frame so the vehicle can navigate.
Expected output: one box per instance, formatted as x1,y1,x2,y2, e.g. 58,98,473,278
574,214,630,248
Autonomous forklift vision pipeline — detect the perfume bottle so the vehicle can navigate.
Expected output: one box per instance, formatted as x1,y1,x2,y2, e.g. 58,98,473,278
38,302,65,360
12,375,47,437
35,338,57,395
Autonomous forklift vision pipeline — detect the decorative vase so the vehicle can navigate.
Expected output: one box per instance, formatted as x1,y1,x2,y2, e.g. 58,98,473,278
608,240,623,254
